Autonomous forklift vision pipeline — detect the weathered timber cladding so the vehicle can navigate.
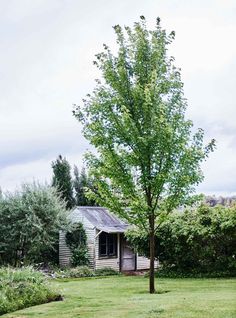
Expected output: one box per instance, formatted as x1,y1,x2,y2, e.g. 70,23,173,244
95,231,120,271
59,231,72,267
136,255,159,270
59,209,96,268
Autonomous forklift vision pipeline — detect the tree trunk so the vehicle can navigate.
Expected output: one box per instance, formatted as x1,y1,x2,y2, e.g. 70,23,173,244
149,214,155,293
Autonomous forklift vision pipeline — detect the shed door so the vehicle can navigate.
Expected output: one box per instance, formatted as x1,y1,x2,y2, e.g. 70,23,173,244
121,238,136,271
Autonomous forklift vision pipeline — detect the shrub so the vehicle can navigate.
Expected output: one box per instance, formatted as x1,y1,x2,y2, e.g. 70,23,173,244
95,267,119,276
53,266,119,279
0,267,61,315
153,267,236,278
126,204,236,275
53,266,95,278
66,222,89,266
55,266,95,278
70,246,89,267
66,266,94,278
0,182,68,266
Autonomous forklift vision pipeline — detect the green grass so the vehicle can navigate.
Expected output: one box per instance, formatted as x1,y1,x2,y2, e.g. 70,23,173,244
2,276,236,318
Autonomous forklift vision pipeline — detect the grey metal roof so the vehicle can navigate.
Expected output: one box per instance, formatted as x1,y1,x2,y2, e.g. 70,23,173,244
71,206,129,233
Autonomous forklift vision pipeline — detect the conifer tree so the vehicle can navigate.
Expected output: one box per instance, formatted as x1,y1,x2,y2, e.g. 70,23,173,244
73,165,97,206
52,155,75,209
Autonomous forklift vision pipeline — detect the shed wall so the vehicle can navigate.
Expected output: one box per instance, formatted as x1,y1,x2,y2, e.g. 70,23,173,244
136,254,158,270
59,212,96,269
59,231,72,267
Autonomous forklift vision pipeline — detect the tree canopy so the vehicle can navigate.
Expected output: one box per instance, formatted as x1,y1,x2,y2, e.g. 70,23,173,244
74,17,215,293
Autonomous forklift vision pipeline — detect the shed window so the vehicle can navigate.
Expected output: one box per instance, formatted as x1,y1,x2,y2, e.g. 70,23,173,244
99,232,117,257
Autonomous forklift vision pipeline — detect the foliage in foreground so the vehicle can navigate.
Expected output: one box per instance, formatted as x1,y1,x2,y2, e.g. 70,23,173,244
0,183,68,266
127,204,236,275
0,267,61,315
74,16,215,293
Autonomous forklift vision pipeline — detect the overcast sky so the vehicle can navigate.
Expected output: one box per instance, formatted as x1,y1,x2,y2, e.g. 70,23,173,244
0,0,236,196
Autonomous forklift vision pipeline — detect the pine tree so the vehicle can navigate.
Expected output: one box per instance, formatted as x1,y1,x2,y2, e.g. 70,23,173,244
73,165,97,206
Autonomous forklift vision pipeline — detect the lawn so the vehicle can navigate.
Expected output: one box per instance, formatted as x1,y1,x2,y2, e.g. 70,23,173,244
2,276,236,318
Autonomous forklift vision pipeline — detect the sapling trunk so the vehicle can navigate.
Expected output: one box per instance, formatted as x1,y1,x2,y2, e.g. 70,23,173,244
149,214,155,294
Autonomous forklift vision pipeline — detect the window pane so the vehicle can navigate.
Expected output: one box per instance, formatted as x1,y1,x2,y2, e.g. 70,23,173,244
100,244,107,256
100,232,107,244
108,234,117,256
99,232,117,257
108,243,114,255
99,232,108,256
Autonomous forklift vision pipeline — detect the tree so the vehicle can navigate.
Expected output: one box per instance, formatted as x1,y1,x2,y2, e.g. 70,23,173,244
73,17,215,293
52,155,75,209
73,165,97,206
0,182,67,266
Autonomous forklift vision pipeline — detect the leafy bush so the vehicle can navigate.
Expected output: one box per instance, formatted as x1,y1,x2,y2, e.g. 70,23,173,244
53,266,119,278
153,268,236,278
0,182,68,266
126,204,236,276
65,266,94,278
66,222,89,266
0,267,61,315
70,247,89,267
95,267,119,276
55,266,94,278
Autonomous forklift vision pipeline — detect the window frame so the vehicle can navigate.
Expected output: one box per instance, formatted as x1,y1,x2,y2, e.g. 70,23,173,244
98,232,117,258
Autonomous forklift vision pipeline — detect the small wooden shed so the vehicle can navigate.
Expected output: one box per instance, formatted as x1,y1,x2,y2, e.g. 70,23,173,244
59,206,155,271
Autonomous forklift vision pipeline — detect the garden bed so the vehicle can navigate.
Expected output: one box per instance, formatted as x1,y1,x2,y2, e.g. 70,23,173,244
0,267,62,316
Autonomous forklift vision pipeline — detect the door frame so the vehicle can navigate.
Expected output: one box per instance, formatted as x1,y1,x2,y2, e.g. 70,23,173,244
119,234,137,272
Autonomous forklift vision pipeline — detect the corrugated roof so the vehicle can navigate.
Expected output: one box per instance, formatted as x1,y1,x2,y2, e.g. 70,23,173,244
70,207,129,233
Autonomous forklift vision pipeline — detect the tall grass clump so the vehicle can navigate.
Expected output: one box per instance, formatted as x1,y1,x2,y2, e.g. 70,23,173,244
0,267,61,315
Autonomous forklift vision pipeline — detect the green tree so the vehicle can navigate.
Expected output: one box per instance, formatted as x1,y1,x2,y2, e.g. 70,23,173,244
73,165,97,206
73,17,215,293
52,155,75,209
0,182,67,266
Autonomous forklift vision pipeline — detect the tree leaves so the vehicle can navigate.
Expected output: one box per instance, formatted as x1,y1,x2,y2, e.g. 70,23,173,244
74,17,215,230
0,182,67,265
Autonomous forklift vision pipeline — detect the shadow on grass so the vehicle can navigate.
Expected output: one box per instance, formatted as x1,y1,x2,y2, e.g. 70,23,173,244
148,308,165,316
138,289,170,294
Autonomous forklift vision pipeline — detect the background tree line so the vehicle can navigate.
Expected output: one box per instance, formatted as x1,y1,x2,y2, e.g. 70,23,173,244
204,195,236,207
0,156,95,266
51,154,97,209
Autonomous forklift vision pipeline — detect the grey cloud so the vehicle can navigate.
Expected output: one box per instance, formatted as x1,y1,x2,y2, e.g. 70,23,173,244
185,58,236,136
0,119,90,169
1,0,236,194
